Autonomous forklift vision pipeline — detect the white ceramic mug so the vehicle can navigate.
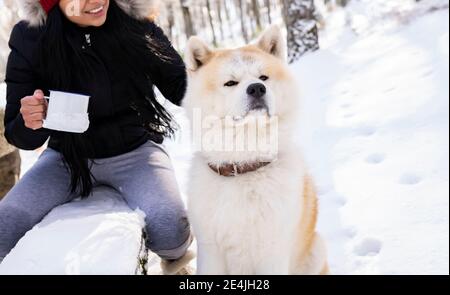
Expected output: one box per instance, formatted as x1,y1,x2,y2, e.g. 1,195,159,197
42,90,90,133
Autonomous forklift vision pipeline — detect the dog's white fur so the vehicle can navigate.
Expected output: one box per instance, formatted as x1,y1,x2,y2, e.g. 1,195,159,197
183,25,329,275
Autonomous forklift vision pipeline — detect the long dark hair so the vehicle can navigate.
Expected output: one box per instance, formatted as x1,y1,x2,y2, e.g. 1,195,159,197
38,0,177,197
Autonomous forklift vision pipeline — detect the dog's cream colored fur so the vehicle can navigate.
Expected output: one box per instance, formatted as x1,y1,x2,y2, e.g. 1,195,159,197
183,25,329,275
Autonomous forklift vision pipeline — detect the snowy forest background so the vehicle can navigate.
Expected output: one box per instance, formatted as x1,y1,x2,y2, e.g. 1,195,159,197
0,0,443,76
0,0,449,275
0,0,406,79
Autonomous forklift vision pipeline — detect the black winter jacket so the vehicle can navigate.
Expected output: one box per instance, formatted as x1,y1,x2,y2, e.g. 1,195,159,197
4,20,187,158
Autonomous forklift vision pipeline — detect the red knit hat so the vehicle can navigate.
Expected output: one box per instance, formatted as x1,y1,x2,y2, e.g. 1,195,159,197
39,0,60,14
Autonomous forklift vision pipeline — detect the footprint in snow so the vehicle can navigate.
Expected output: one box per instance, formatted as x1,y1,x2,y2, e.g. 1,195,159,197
353,238,383,256
343,226,358,238
333,195,347,206
356,126,377,137
422,70,434,77
340,103,352,109
365,153,386,164
399,173,422,185
383,87,396,93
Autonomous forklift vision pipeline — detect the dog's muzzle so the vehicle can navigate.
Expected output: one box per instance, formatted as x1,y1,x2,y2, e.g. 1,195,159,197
247,83,269,113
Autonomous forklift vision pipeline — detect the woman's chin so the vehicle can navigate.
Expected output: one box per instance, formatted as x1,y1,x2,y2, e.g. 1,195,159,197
77,18,107,28
90,19,107,27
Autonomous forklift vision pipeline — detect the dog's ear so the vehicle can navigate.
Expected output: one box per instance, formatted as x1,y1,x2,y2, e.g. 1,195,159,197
257,25,287,62
185,36,214,72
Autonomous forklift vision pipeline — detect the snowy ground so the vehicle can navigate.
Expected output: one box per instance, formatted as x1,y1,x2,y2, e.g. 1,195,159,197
0,188,147,275
295,1,449,274
0,0,448,275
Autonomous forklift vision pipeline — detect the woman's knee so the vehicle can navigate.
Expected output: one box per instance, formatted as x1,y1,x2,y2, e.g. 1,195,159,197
144,211,193,260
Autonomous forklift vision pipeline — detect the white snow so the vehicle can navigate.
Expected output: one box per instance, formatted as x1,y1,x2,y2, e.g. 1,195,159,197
0,188,147,275
0,0,448,275
294,1,449,275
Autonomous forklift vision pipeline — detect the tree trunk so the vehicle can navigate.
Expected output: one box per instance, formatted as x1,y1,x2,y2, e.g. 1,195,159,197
222,0,235,40
336,0,350,7
283,0,319,63
251,0,262,31
238,0,249,42
165,1,175,41
247,2,257,37
199,4,207,36
0,0,20,80
0,109,21,200
280,0,288,26
179,0,196,38
205,0,218,46
217,0,226,41
265,0,273,24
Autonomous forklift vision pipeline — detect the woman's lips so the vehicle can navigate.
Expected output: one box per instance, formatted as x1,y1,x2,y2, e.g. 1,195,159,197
85,5,105,16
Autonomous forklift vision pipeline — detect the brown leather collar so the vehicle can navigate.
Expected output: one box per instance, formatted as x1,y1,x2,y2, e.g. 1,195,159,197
208,162,271,177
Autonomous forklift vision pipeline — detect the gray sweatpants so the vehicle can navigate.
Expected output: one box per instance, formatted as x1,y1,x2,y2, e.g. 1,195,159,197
0,140,192,262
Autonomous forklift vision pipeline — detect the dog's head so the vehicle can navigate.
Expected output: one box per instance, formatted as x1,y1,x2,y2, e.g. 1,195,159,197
183,25,300,162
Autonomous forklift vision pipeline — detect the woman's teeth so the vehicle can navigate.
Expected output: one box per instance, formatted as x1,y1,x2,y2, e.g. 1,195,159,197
86,6,103,14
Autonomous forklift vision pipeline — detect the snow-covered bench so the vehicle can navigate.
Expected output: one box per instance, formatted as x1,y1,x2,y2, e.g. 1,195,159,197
0,187,157,275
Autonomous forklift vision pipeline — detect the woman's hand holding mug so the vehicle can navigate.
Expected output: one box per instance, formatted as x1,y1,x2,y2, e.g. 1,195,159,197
20,89,48,130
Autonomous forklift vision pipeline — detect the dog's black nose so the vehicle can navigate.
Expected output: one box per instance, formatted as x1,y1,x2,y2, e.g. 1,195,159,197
247,83,266,99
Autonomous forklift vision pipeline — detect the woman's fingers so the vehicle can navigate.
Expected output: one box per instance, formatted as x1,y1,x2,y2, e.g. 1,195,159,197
20,90,48,130
34,89,48,107
22,110,45,130
34,89,44,99
21,104,46,115
21,95,46,106
28,112,46,121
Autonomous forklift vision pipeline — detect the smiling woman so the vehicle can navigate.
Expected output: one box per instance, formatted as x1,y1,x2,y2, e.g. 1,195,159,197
58,0,110,27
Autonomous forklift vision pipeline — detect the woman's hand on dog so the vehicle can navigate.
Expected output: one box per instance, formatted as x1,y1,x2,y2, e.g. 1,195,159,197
20,89,48,130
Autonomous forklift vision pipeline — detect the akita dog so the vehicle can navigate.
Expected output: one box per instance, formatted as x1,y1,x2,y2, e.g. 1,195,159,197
183,25,329,275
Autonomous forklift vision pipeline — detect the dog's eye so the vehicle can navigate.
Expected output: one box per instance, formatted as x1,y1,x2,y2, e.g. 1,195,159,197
224,81,239,87
259,75,269,81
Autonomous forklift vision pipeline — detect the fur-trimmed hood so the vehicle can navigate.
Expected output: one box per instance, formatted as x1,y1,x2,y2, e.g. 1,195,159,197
18,0,156,27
